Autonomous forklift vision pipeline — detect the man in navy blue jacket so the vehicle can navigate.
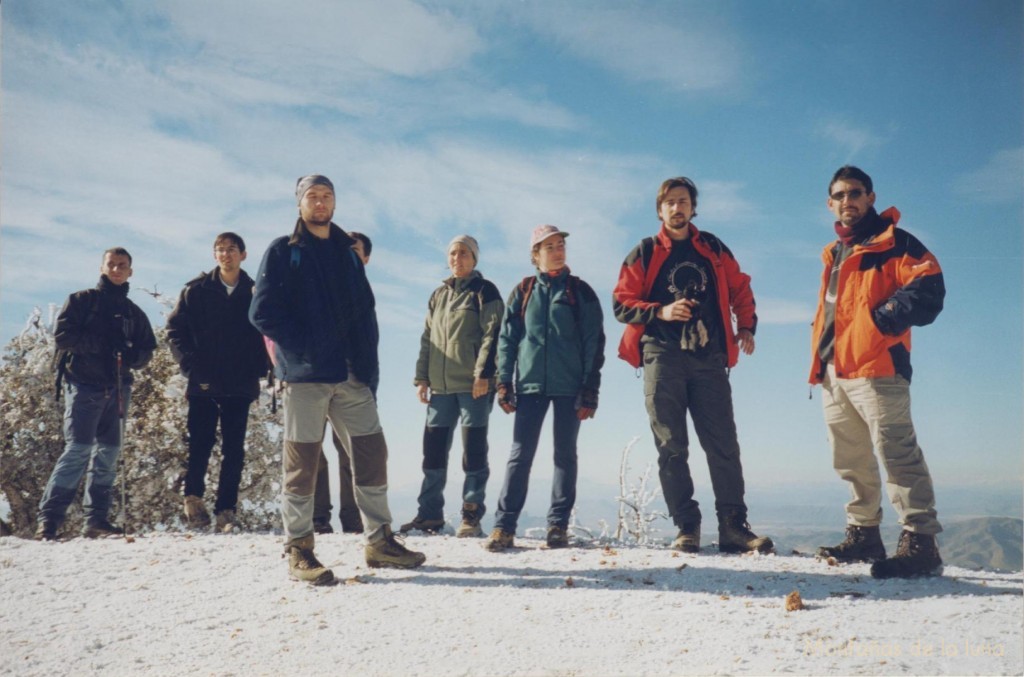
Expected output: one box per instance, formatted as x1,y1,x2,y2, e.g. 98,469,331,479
250,175,424,586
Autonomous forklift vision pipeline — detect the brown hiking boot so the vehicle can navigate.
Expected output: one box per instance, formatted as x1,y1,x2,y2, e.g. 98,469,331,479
183,495,211,529
718,513,774,554
399,516,446,534
286,535,335,586
484,528,514,552
871,530,943,579
456,502,484,538
671,522,701,553
546,525,569,549
215,509,236,534
365,525,426,569
817,525,886,562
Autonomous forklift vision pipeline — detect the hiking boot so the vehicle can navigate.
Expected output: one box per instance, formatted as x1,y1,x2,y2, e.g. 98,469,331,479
286,536,335,586
484,528,514,552
871,530,943,579
399,516,446,534
365,525,427,569
671,521,701,553
82,519,124,539
546,525,569,549
718,513,774,554
339,509,364,534
183,495,211,529
456,502,484,538
313,518,334,535
215,509,236,534
817,525,886,563
34,520,58,541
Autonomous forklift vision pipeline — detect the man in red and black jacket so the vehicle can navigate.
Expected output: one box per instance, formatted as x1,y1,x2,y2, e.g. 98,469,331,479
812,165,945,579
613,176,772,556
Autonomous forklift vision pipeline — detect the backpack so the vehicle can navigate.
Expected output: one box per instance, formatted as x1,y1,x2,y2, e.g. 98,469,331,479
53,292,101,402
516,274,582,327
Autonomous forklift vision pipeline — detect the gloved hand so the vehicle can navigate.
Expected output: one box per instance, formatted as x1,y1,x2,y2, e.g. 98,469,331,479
575,388,598,420
497,382,517,414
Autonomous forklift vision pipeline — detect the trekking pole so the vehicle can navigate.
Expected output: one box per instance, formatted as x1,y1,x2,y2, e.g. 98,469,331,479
116,351,129,540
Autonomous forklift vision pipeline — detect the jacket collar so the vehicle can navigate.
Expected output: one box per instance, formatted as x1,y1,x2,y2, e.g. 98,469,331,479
97,275,130,297
656,221,702,249
446,269,482,289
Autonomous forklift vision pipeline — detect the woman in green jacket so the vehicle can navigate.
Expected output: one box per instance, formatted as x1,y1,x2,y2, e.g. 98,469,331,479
402,235,504,537
485,225,605,551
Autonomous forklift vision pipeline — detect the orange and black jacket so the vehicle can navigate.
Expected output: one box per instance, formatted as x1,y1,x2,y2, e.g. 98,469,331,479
613,224,757,369
809,206,944,384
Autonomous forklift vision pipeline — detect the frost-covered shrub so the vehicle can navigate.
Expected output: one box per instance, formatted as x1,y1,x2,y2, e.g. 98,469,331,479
0,303,284,537
614,436,668,545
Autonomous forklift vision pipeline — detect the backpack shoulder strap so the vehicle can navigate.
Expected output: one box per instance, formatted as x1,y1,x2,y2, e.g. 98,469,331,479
518,276,536,320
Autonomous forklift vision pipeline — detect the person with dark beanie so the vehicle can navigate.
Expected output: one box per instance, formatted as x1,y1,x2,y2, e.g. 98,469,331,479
811,165,946,578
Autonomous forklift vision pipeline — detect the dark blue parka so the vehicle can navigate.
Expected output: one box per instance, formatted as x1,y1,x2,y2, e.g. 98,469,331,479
249,221,378,385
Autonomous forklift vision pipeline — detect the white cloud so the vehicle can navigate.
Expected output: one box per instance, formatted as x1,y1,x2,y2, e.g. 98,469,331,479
160,0,483,79
953,147,1024,205
815,119,885,158
517,2,743,92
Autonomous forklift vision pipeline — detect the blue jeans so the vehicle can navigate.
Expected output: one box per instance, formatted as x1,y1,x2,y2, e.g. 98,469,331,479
38,380,131,524
415,392,493,520
493,394,580,533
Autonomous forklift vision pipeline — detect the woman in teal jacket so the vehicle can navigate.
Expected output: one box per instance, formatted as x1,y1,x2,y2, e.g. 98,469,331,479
485,225,605,551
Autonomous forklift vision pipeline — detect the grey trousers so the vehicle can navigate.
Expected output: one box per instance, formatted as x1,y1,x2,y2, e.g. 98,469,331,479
281,376,392,545
821,364,941,535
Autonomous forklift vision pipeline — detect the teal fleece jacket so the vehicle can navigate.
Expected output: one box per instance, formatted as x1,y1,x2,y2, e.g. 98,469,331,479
496,267,605,397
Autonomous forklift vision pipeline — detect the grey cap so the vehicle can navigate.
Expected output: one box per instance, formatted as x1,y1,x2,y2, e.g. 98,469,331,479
447,235,480,262
295,175,334,204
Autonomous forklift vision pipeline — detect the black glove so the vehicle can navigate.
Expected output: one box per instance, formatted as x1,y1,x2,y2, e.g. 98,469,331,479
576,388,599,411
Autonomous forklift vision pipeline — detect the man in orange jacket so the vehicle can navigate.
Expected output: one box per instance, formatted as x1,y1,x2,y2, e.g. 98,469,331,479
811,166,945,578
613,176,772,556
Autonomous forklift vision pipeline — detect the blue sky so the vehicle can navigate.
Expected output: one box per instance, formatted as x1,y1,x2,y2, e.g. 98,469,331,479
2,1,1021,507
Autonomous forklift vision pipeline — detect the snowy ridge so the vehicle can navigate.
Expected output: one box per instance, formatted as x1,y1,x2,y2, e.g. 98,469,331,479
2,533,1021,676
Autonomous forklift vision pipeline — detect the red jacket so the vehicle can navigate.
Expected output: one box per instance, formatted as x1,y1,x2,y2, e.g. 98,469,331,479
808,207,945,384
613,224,757,369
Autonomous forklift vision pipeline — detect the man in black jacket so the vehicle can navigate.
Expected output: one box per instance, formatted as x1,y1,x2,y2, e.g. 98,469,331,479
167,233,270,533
36,247,156,540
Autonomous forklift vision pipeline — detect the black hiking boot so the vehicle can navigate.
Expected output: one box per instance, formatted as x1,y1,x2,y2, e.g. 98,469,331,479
718,513,774,554
34,520,59,541
399,516,445,534
871,530,943,579
312,518,334,535
671,521,701,553
817,525,886,563
82,519,124,539
365,525,426,569
286,536,335,586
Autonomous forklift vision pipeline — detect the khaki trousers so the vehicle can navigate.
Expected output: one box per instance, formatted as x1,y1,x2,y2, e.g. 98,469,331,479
821,364,941,535
281,376,392,545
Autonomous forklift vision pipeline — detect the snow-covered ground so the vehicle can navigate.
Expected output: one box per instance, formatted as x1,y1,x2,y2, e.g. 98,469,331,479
2,531,1021,676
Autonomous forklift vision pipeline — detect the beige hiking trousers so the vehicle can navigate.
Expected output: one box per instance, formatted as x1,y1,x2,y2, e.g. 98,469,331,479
821,364,941,535
281,376,392,545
